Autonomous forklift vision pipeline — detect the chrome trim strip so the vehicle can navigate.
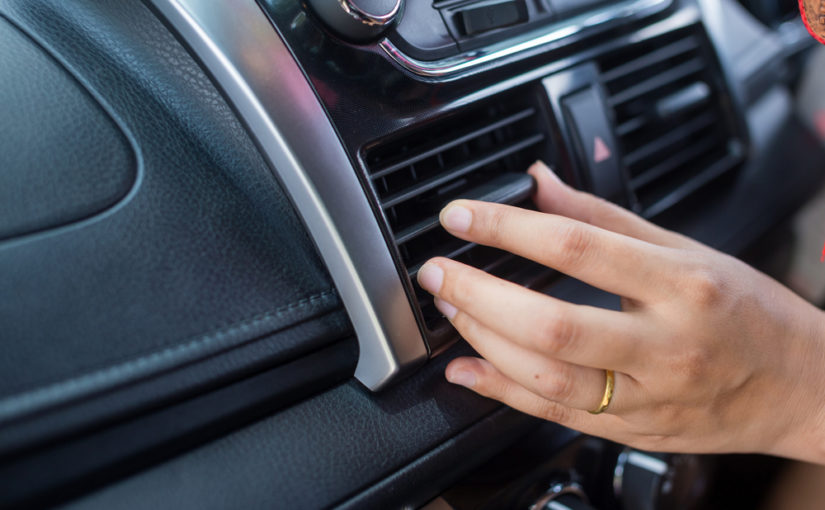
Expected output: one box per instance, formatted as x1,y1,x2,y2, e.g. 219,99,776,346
149,0,428,390
380,0,673,78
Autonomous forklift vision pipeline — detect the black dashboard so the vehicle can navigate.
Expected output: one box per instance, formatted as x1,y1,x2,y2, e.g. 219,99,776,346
0,0,822,509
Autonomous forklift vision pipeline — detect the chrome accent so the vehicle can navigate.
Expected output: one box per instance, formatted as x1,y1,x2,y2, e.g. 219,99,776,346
627,451,669,475
612,448,630,496
531,482,587,510
379,0,673,78
339,0,401,27
149,0,428,390
613,448,670,497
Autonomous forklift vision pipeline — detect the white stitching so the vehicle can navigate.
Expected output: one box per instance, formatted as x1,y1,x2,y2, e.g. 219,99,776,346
0,289,338,422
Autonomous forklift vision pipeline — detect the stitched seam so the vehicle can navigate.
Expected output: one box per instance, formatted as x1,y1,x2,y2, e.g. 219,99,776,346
0,289,337,408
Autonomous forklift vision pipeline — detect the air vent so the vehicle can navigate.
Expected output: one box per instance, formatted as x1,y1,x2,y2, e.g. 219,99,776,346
363,92,556,346
598,28,744,217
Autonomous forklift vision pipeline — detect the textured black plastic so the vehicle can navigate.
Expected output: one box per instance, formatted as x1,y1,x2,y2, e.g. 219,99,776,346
1,340,358,509
62,340,507,510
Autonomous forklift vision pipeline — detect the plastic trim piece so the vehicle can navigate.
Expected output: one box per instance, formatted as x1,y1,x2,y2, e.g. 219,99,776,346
148,0,428,390
379,0,673,78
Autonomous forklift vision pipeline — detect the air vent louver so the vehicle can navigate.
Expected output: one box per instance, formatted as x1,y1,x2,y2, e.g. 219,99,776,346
598,29,744,217
364,93,556,341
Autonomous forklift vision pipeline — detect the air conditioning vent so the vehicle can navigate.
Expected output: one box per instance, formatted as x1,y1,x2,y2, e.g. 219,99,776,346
598,29,744,217
363,92,556,344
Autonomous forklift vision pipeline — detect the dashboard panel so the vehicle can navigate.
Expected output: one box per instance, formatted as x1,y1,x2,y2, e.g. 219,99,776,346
0,0,822,509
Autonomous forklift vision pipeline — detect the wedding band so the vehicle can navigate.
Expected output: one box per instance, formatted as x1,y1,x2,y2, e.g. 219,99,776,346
589,369,615,415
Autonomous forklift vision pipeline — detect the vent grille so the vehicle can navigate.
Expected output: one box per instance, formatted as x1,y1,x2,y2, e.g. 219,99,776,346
598,29,743,217
363,93,555,340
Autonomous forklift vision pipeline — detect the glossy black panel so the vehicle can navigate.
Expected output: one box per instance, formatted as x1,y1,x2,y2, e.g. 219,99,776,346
259,1,679,151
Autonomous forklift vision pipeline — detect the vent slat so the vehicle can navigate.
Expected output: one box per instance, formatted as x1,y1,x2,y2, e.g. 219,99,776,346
369,108,537,180
599,26,743,218
407,242,477,277
380,133,544,209
395,216,441,246
616,115,647,137
395,173,535,245
601,36,700,83
608,58,706,107
622,110,716,169
642,153,740,218
481,252,517,273
365,90,550,339
630,135,720,189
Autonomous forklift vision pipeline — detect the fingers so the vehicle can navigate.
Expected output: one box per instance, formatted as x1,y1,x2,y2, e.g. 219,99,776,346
437,299,635,412
437,199,680,301
445,357,630,441
419,260,641,372
446,357,594,426
528,161,696,250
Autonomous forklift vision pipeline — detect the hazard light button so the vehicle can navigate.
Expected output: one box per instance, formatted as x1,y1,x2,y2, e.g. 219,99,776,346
562,86,625,202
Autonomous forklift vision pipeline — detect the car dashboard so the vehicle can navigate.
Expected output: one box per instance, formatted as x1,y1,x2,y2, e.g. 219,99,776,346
0,0,822,509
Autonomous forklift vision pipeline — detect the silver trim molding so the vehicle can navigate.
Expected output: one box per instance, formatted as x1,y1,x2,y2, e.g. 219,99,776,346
149,0,428,390
380,0,673,78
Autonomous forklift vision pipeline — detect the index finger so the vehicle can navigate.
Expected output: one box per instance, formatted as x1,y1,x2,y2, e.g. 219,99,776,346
439,200,680,301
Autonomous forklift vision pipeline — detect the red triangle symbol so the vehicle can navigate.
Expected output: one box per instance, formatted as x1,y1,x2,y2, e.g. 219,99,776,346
593,136,611,164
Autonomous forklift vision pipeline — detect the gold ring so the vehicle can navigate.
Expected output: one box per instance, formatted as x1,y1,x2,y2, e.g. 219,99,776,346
589,369,615,415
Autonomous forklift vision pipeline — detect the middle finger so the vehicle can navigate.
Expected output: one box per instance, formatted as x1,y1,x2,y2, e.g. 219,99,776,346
419,258,642,373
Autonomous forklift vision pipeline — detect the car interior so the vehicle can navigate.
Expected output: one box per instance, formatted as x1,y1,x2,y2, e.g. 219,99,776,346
1,0,824,508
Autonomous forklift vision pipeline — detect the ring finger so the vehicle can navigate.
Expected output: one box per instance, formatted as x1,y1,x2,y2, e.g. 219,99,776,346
439,298,637,414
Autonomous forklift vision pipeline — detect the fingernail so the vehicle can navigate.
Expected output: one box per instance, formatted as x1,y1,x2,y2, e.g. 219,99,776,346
441,204,472,233
447,370,476,388
417,263,444,294
434,297,457,320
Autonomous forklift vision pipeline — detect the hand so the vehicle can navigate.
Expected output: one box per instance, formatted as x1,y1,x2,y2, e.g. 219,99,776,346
417,161,825,463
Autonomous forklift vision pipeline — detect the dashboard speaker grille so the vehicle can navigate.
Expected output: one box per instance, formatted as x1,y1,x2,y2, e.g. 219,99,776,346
363,92,556,342
598,28,744,217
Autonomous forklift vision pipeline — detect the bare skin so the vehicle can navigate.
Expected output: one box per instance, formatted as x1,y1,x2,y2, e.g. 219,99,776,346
417,161,825,464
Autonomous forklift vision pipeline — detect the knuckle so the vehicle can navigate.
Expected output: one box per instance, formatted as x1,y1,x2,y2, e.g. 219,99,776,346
536,399,571,423
684,265,725,307
670,346,711,383
555,222,593,270
535,370,574,403
537,313,577,356
484,206,509,245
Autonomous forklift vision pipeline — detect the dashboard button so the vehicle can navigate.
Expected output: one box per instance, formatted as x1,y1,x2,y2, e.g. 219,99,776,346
561,86,625,201
458,0,527,35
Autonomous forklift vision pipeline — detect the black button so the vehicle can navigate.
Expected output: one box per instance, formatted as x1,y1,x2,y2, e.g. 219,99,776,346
459,1,526,36
562,86,625,201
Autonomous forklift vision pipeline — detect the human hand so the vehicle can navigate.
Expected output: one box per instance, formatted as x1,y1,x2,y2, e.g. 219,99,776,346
417,161,825,463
